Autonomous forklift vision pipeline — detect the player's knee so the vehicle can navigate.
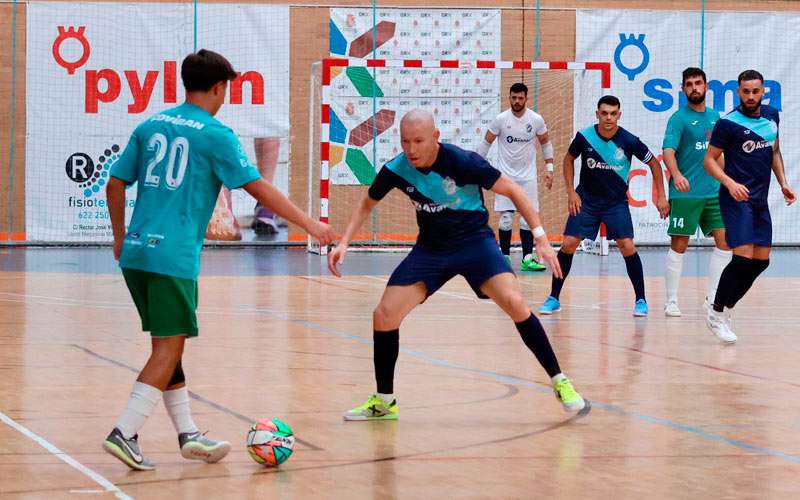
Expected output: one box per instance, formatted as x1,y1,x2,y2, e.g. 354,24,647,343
670,237,689,253
519,217,530,231
498,291,528,317
373,303,399,330
616,239,636,256
561,237,580,254
498,211,514,232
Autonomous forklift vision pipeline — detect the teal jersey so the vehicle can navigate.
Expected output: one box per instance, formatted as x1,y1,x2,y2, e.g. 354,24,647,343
111,103,261,279
662,106,720,199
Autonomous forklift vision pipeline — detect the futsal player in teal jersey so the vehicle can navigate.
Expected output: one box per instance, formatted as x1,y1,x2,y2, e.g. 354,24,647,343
103,49,334,470
662,67,731,318
703,70,795,343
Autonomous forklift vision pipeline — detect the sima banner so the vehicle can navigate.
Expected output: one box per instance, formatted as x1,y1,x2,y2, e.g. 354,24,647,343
576,10,800,243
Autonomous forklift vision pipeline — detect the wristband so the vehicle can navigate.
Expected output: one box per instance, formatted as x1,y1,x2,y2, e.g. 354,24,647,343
532,226,546,239
545,162,555,172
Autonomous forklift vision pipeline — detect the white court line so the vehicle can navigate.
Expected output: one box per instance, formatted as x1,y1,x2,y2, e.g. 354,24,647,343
0,411,133,500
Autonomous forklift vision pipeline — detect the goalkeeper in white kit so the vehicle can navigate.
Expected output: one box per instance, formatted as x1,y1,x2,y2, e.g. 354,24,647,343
478,82,555,272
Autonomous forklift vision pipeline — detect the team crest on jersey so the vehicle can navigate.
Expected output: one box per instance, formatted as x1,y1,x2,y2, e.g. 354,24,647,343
614,147,625,160
526,124,533,133
442,177,457,195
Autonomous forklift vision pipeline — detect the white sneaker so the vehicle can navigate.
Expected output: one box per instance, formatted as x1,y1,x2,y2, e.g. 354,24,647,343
706,309,737,344
664,301,681,317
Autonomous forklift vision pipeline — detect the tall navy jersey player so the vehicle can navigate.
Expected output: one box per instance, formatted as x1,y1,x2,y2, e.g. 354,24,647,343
703,69,795,343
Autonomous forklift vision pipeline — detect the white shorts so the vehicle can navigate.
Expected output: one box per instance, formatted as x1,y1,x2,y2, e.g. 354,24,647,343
494,178,539,212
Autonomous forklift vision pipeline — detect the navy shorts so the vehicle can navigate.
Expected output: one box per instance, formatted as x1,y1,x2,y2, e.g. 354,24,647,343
387,236,514,298
720,197,772,248
564,200,634,240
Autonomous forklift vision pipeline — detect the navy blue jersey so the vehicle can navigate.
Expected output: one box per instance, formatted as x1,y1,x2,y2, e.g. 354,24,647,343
368,143,501,250
710,104,779,205
568,125,654,208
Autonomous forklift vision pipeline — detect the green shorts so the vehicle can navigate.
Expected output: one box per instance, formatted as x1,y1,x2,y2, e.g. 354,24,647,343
122,268,198,337
668,197,725,237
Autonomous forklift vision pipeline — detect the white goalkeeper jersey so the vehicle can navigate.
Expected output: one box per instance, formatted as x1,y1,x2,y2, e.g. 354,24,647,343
487,108,547,181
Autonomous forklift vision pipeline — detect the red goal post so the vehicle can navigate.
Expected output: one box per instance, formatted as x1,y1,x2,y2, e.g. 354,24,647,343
310,57,612,254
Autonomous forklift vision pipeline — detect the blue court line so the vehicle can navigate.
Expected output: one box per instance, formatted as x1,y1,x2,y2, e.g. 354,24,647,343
237,304,800,465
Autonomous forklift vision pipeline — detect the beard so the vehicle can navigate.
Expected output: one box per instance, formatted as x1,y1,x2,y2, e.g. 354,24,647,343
742,97,762,113
511,103,525,112
687,92,705,105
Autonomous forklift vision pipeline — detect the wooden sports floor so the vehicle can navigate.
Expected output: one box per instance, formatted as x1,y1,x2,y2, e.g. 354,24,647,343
1,247,799,499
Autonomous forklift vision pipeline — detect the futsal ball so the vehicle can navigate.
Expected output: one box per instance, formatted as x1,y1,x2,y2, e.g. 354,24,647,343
246,418,295,466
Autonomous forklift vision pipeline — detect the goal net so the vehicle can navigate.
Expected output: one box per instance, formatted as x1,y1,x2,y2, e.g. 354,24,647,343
308,58,610,253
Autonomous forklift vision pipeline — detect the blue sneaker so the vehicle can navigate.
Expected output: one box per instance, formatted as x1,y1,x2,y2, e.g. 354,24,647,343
539,296,561,315
633,299,648,317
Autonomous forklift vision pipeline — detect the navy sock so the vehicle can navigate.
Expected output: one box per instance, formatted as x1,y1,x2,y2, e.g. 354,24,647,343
515,313,561,378
624,252,646,301
549,251,574,300
728,258,769,308
374,329,399,394
499,230,512,256
520,229,534,258
714,255,751,312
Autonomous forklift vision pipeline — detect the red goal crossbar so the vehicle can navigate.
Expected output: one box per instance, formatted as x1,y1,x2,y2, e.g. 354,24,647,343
320,58,611,87
314,58,611,251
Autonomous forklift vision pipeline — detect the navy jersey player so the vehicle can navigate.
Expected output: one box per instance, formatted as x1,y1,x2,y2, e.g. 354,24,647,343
703,70,795,343
327,109,586,420
539,95,669,317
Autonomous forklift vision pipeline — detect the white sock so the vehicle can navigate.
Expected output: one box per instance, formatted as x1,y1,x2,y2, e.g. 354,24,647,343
377,392,394,403
163,387,199,435
115,382,162,439
551,373,566,384
665,249,684,304
707,248,733,304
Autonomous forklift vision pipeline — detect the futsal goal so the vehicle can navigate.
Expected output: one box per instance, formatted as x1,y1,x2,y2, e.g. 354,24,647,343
308,58,611,254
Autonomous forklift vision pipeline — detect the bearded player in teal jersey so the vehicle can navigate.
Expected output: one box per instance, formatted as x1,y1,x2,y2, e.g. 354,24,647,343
103,50,334,470
662,67,731,318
